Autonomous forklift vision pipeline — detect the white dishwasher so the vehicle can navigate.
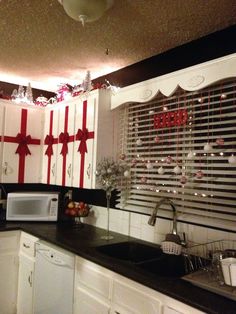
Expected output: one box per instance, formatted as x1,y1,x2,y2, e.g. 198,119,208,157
34,241,75,314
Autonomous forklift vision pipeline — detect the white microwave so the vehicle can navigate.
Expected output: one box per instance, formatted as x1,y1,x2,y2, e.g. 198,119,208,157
6,192,59,221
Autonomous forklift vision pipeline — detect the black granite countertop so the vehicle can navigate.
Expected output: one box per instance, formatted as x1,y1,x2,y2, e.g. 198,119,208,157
0,221,235,314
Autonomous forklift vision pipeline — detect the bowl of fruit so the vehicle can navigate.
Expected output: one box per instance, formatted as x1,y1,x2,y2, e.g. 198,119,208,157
65,201,91,226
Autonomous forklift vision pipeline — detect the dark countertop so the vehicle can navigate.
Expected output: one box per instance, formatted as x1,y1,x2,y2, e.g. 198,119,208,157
0,221,235,314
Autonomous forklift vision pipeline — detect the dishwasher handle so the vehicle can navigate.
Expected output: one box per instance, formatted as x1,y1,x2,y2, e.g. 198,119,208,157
36,248,72,268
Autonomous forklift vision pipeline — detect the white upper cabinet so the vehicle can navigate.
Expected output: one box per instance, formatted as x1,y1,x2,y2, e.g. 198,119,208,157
42,89,116,189
72,95,96,189
56,100,76,186
1,102,43,183
72,89,116,189
0,104,5,180
41,107,59,185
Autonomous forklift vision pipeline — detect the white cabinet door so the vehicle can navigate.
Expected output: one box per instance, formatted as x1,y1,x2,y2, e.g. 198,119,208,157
74,287,110,314
2,104,43,183
72,97,95,189
0,104,5,179
41,107,59,184
0,255,18,314
72,89,116,189
56,102,75,186
17,255,34,314
0,231,19,314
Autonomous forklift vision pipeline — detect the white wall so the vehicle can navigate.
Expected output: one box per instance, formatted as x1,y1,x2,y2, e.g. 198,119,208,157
83,206,236,246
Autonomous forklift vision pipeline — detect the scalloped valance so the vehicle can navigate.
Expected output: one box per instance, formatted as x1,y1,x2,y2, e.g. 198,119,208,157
111,53,236,109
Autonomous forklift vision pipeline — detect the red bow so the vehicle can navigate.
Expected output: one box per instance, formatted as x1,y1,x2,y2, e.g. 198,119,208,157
44,135,54,157
76,128,89,154
15,133,32,156
59,132,69,156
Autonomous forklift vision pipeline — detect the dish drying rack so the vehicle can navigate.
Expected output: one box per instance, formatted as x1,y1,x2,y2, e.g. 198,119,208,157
182,239,236,301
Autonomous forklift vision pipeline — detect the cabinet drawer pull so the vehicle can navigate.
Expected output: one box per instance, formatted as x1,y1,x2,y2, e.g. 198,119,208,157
115,312,120,314
23,243,30,249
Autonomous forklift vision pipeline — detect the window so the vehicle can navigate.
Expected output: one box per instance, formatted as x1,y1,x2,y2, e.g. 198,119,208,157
118,79,236,231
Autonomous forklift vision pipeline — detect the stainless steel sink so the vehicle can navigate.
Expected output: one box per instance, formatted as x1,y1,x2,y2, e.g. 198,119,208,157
96,241,163,263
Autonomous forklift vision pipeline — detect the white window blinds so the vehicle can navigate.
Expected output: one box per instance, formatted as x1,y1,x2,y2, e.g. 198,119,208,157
118,79,236,231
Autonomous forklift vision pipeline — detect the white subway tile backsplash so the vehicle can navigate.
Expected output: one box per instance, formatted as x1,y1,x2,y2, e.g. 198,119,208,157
84,206,236,246
130,212,142,227
140,225,155,242
130,226,141,239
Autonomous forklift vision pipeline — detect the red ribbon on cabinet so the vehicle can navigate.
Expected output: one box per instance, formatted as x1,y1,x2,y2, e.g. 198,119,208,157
44,134,55,157
75,100,94,188
3,108,41,183
59,132,70,156
15,133,32,156
44,110,58,184
76,128,94,154
59,106,74,185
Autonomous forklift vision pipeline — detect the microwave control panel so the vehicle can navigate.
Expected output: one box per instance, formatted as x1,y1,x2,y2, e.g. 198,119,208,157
49,198,58,217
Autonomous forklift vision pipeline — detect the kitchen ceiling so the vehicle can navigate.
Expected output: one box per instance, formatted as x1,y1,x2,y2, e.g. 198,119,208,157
0,0,235,92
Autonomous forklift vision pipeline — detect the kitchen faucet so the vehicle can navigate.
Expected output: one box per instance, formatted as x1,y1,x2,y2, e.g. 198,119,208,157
148,198,177,234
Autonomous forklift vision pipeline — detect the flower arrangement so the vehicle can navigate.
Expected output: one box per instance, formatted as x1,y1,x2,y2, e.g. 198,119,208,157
95,158,125,194
95,157,127,239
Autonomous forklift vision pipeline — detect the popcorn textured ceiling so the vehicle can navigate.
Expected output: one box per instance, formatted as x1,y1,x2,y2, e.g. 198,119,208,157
0,0,235,92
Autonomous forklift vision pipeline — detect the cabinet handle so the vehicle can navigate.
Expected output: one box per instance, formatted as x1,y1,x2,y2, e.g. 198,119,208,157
3,162,8,175
67,163,72,178
51,163,56,177
3,162,7,175
23,243,30,249
28,271,33,287
3,162,13,175
115,312,120,314
86,163,91,179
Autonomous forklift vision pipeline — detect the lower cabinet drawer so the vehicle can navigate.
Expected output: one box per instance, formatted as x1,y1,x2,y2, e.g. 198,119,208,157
74,286,110,314
112,279,162,314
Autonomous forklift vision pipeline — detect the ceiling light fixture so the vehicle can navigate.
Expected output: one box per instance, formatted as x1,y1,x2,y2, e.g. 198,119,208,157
58,0,114,26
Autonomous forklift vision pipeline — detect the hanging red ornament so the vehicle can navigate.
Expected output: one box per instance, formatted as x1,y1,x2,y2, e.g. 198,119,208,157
154,135,161,144
216,138,224,146
195,170,204,179
165,156,173,164
180,176,187,184
141,176,147,183
131,158,137,167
